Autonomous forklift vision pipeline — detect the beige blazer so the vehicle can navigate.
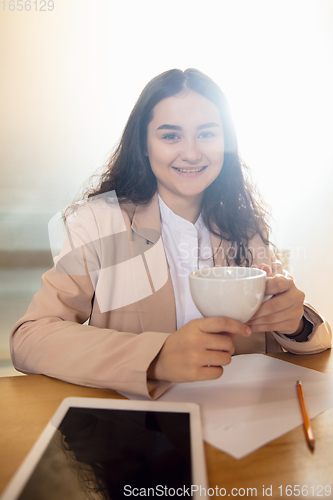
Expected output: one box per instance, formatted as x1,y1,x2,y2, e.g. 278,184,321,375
10,193,332,398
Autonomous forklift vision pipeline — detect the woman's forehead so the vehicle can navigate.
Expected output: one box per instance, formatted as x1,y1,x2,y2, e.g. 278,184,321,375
150,90,222,128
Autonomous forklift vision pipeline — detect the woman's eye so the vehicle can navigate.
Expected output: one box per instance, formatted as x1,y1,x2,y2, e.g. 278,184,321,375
198,131,214,139
163,133,180,141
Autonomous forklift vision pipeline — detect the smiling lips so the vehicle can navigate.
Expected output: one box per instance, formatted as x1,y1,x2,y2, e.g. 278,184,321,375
172,166,208,173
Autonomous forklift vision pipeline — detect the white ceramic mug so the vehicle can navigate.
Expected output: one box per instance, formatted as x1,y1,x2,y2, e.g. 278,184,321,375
189,266,271,323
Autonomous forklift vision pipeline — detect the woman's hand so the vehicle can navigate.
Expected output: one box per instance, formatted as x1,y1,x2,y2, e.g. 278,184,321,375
148,317,251,383
246,264,305,335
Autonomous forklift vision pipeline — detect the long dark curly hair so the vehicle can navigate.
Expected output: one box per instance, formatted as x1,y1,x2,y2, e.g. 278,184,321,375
74,68,272,265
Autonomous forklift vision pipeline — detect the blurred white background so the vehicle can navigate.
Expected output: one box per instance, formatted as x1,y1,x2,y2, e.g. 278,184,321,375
0,0,332,363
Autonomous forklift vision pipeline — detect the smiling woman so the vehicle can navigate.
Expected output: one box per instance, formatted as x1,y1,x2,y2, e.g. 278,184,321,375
78,68,270,266
10,68,332,399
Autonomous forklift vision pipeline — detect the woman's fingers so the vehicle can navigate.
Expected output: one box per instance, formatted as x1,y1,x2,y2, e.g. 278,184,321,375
257,263,273,276
198,366,224,380
203,332,236,353
203,348,233,367
196,316,252,337
247,273,305,334
148,317,251,383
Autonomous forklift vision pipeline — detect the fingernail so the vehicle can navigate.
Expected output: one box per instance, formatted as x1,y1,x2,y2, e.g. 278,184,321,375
246,327,252,336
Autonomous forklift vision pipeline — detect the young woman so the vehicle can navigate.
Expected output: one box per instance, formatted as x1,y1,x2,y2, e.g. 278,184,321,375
10,69,332,398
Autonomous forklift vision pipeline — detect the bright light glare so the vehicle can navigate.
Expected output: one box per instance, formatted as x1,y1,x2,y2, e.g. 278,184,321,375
1,1,333,320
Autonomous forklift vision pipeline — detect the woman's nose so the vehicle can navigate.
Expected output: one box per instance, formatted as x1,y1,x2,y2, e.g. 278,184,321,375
180,140,202,163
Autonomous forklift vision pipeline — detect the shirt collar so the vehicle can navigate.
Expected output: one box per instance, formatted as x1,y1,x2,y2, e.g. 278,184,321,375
158,194,206,236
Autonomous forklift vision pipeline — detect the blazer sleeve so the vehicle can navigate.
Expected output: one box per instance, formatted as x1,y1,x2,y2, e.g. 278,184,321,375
271,303,332,354
249,234,332,354
10,205,170,399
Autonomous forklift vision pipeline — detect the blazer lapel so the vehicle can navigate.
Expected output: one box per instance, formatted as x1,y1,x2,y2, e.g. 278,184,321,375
129,194,177,334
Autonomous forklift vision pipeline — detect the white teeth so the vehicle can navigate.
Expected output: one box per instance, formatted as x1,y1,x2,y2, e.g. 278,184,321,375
174,167,206,173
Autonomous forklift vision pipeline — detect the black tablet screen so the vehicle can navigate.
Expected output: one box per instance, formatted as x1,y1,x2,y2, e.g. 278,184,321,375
17,407,192,499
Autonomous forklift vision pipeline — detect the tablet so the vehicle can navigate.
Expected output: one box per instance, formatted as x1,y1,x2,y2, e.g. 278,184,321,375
2,397,208,500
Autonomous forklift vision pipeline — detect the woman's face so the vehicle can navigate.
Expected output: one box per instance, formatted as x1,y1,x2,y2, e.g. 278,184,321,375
146,90,224,213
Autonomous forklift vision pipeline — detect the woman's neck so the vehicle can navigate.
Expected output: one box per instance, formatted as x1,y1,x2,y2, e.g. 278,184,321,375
157,190,203,224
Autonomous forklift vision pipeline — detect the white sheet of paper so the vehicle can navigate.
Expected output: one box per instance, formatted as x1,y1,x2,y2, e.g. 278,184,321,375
122,354,333,459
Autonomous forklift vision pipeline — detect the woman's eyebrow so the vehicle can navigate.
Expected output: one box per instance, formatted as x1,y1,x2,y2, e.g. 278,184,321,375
157,124,182,130
197,122,220,130
157,122,220,131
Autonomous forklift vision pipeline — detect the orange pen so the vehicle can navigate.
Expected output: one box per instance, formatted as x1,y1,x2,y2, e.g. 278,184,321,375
296,380,315,451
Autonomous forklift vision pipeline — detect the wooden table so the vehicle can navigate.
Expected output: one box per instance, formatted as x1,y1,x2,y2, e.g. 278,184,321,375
1,351,333,499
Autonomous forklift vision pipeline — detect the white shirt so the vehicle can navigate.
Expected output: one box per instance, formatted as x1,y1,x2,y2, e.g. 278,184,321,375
158,195,214,329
